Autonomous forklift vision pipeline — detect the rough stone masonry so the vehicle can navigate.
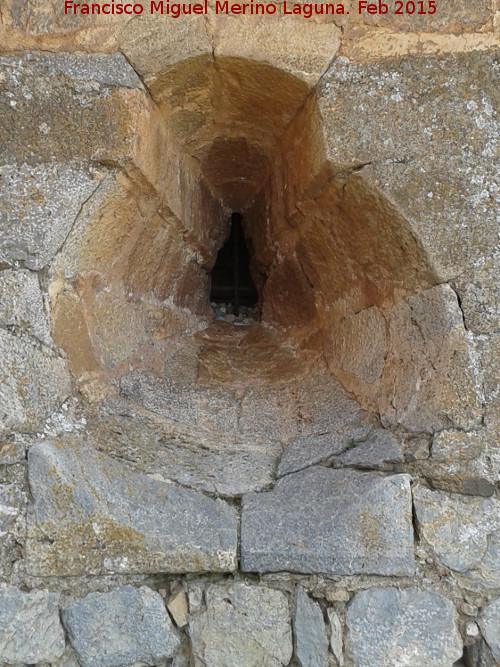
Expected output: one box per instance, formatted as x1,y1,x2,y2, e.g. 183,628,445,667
0,1,499,665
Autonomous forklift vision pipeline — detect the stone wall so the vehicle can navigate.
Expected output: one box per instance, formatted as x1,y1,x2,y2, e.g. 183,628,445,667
0,3,499,665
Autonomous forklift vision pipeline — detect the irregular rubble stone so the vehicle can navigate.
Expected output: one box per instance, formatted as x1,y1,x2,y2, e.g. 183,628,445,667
294,585,329,667
478,598,500,662
425,430,500,496
345,587,462,667
189,581,293,667
167,588,188,628
84,399,281,496
0,163,99,270
318,53,499,281
0,586,65,664
327,609,344,667
335,429,403,469
26,438,238,576
241,467,414,576
0,269,52,345
413,486,500,589
0,329,71,436
62,586,180,667
278,374,372,476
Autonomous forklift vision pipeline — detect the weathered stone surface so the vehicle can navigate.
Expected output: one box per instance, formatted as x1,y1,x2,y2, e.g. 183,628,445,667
318,53,499,281
211,17,341,85
478,597,500,663
0,163,98,270
425,430,500,496
121,16,211,79
0,329,71,436
335,429,403,469
294,585,329,667
278,374,372,476
26,438,238,576
119,371,240,433
327,609,344,667
0,439,26,465
241,467,414,576
453,249,500,334
189,581,293,667
0,482,25,540
167,588,188,628
379,285,483,433
62,586,180,667
0,269,52,345
414,487,500,589
345,587,462,667
0,586,65,664
329,306,386,383
0,52,168,194
85,398,281,496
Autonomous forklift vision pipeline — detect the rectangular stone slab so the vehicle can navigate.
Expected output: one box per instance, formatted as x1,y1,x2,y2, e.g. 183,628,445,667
241,467,414,576
26,439,237,576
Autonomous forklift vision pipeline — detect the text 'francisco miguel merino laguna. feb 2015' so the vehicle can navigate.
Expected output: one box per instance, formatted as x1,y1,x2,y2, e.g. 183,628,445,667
64,0,438,18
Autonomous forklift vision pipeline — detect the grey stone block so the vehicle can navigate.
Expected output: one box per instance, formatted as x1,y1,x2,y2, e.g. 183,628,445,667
0,52,143,89
277,372,372,476
62,586,180,667
0,269,52,345
414,486,500,589
83,399,281,496
0,163,98,270
0,586,65,664
294,586,329,667
241,467,414,576
189,581,293,667
26,438,238,576
335,429,403,469
345,587,462,667
0,329,71,437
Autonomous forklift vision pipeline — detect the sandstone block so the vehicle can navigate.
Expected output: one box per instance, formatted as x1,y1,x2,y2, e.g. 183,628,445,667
329,306,387,383
345,587,462,666
188,581,293,667
294,585,329,667
241,467,414,576
0,586,65,664
414,486,500,589
0,329,71,436
26,439,238,575
62,586,180,667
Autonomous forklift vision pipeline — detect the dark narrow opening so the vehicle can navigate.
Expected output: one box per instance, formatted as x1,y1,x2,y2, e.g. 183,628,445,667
210,212,258,318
